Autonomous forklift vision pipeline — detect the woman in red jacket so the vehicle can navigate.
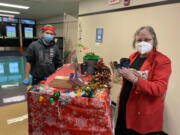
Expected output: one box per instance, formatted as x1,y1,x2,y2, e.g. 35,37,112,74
115,26,171,135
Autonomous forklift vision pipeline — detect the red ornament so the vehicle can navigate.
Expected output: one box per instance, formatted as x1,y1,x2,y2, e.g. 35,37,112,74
124,0,130,6
41,80,46,84
53,88,59,93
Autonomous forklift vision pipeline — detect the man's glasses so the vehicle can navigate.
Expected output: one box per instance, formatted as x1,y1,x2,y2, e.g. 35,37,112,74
136,38,153,42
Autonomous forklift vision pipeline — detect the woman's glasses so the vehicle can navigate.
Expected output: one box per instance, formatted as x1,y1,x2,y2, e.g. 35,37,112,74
136,38,152,42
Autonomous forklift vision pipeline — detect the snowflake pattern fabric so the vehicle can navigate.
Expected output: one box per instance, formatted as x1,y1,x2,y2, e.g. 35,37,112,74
27,90,113,135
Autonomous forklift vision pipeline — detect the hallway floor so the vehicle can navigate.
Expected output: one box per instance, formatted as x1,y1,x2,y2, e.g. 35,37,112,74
0,102,28,135
0,56,29,135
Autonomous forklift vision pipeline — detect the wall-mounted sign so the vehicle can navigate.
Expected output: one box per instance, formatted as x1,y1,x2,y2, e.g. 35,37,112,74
124,0,130,6
96,28,103,44
3,17,18,23
109,0,120,5
21,19,36,25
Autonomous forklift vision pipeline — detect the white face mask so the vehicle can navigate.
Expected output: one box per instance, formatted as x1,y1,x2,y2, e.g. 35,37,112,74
135,41,153,55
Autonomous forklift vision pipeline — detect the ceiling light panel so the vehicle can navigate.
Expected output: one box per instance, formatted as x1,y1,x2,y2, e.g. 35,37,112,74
0,10,20,14
0,14,14,17
0,3,29,9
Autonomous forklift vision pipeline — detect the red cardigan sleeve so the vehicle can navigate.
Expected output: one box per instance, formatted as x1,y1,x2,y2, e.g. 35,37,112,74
135,55,172,97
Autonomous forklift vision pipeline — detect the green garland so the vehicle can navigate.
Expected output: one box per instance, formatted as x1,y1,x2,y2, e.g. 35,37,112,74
83,52,100,60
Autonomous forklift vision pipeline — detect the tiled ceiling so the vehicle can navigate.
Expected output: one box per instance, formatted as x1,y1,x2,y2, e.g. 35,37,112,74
0,0,79,20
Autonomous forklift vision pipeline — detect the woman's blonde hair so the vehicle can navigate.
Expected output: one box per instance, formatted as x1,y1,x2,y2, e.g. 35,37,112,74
133,26,158,49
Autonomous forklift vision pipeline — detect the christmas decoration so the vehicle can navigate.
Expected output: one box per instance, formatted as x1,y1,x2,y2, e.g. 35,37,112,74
77,91,81,97
97,93,102,98
83,52,100,60
60,96,71,106
66,89,71,93
49,97,54,104
53,88,59,93
82,93,88,97
40,84,45,87
85,87,94,98
54,91,61,99
75,58,112,97
41,80,46,84
77,44,90,52
41,24,56,35
27,63,113,134
90,58,111,89
39,95,44,102
27,85,32,90
83,52,100,74
110,58,130,84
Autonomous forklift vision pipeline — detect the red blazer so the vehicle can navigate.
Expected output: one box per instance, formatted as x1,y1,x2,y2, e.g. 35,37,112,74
120,49,172,134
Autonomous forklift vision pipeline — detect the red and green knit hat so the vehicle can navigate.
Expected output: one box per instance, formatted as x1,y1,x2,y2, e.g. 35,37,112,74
41,24,56,35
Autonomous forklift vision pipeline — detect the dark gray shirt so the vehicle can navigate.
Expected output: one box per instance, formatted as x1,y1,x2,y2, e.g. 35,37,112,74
26,38,62,78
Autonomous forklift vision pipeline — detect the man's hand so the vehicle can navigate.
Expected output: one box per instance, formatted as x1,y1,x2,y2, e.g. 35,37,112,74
23,79,31,85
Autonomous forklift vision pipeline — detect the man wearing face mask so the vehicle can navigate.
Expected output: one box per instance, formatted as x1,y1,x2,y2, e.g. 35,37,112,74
114,26,171,135
23,24,62,85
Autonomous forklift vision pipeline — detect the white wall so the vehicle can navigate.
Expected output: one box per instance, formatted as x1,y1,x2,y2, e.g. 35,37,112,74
79,0,166,15
78,1,180,134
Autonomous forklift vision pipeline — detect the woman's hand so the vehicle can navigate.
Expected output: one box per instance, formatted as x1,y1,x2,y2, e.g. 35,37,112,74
129,68,139,77
119,67,139,84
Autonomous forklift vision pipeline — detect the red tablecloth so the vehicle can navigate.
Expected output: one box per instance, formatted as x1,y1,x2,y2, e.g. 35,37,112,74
27,64,113,135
